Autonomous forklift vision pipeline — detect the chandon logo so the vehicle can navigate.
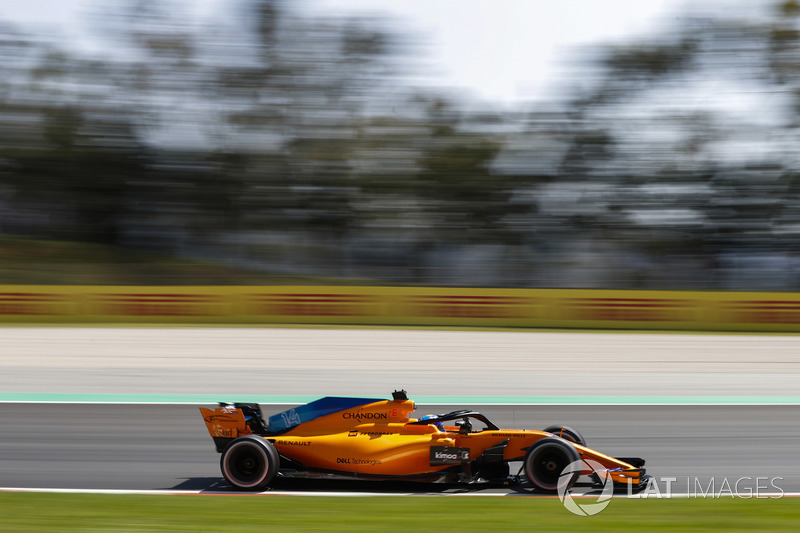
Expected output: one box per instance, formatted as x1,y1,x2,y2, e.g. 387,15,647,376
342,411,388,422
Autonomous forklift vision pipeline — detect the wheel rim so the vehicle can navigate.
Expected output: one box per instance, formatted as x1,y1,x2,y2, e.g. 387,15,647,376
528,447,574,491
225,443,268,487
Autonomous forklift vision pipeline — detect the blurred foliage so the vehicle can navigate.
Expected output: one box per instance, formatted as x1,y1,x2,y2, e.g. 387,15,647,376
0,236,375,285
2,0,800,289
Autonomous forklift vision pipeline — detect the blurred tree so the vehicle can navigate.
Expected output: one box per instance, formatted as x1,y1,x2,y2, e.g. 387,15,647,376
416,133,509,244
4,0,800,289
0,28,146,245
518,0,800,289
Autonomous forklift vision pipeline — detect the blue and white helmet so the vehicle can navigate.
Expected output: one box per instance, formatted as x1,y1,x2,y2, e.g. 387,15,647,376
421,414,445,431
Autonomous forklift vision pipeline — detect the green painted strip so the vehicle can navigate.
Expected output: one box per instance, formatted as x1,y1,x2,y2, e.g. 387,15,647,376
1,393,799,405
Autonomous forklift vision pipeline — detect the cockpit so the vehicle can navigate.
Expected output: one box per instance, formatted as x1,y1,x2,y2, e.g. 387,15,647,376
408,409,499,434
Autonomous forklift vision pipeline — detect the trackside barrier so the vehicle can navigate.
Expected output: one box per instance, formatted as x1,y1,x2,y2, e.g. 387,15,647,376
1,285,800,332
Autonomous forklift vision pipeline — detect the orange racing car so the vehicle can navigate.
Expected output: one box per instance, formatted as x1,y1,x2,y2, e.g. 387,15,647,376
199,390,649,493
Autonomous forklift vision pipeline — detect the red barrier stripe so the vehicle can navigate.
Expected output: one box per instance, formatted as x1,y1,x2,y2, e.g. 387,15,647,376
571,297,685,303
267,294,374,299
567,302,687,309
410,300,527,306
258,297,374,303
96,296,219,303
0,293,68,301
410,295,526,301
727,303,800,309
97,294,215,298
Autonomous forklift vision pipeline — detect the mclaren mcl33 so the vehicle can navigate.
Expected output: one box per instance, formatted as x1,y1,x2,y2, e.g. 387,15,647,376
200,391,650,493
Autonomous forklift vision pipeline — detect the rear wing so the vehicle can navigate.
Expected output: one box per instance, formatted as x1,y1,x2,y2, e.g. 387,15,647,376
200,391,411,452
199,403,269,452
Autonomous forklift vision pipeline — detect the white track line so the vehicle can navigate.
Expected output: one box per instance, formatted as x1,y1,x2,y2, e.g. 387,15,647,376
1,487,797,497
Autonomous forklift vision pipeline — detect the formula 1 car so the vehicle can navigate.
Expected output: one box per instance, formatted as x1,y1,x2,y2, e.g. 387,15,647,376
199,391,649,493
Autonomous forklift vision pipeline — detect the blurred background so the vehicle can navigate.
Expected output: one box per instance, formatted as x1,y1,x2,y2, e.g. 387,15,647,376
2,0,800,290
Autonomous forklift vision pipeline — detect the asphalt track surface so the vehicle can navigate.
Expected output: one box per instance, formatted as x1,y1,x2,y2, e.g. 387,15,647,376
1,403,797,494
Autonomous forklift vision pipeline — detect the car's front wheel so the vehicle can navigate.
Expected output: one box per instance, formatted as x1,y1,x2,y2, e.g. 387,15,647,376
220,435,279,491
524,437,581,493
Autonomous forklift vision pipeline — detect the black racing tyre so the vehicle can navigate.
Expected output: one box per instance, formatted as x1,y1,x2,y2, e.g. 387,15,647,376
220,435,279,491
542,425,586,447
524,437,581,493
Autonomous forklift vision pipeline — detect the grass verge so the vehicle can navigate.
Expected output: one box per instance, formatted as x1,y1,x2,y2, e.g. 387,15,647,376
0,493,797,532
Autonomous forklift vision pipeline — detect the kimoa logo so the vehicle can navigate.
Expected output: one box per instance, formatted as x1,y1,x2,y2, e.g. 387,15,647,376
434,451,459,460
557,458,614,516
343,411,388,421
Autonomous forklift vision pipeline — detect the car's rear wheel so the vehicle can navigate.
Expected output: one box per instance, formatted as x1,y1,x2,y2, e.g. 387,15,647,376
542,425,586,447
524,437,581,493
220,435,279,491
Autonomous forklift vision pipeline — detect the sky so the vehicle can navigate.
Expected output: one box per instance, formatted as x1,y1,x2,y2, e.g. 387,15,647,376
302,0,680,104
0,0,686,106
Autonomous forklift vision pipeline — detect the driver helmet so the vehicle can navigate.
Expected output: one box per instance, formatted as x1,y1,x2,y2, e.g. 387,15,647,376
421,414,445,432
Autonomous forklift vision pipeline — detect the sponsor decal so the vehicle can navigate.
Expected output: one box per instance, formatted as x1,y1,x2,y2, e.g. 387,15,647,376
430,446,470,466
212,425,237,438
276,440,311,447
343,411,388,422
346,430,393,437
203,413,240,425
336,457,382,465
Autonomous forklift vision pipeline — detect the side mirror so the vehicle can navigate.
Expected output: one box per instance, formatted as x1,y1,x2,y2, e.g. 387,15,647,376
455,418,472,434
